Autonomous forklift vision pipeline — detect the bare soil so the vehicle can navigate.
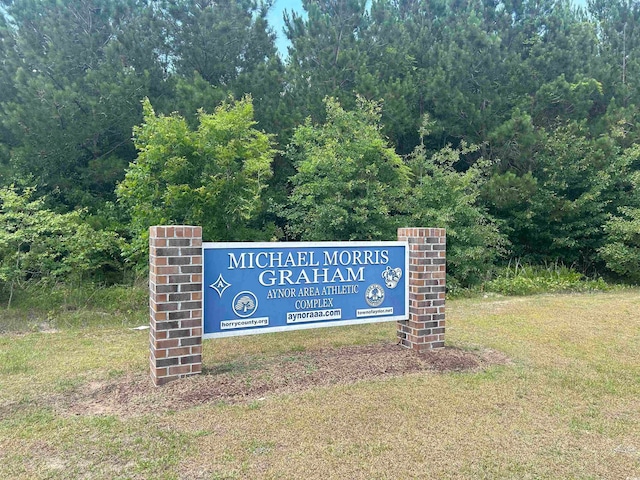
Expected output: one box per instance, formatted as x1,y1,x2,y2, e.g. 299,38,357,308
54,343,510,418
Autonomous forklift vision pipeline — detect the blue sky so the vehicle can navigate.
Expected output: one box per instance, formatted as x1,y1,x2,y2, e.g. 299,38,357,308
267,0,304,55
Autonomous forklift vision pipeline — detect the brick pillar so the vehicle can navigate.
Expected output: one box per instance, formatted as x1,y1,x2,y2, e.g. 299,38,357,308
397,228,446,352
149,226,203,386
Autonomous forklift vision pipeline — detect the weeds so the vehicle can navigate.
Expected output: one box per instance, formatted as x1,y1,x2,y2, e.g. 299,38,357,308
448,260,617,298
485,261,612,296
0,281,148,333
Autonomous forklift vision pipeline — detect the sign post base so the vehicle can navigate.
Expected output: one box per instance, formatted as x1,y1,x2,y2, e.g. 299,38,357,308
149,226,203,386
397,228,446,352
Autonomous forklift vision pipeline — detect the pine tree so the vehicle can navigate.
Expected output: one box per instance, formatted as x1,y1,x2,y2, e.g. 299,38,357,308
0,0,165,209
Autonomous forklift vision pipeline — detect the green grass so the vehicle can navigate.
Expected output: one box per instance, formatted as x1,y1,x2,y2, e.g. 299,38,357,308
1,290,639,479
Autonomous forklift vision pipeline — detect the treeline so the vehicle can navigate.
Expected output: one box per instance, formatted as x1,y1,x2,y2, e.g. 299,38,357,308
1,0,640,292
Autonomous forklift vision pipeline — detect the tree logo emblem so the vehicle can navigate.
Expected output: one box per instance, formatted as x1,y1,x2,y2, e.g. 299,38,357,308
232,291,258,318
365,284,385,307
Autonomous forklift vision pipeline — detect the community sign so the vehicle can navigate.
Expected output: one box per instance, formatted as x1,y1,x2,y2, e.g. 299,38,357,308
202,241,409,338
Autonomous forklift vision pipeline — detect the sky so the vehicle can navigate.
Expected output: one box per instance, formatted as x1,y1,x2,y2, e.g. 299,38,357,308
267,0,304,56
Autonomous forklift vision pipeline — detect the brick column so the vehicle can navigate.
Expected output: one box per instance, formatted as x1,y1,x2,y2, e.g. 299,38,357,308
397,228,446,352
149,226,203,386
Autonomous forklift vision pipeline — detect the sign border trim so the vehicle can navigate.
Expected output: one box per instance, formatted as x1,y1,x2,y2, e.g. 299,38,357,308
201,240,409,339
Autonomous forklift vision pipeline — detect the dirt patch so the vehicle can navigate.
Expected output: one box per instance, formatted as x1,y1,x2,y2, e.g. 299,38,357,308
54,343,510,418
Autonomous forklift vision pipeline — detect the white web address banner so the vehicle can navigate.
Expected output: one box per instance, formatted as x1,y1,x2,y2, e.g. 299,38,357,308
356,307,393,318
221,317,269,330
286,309,342,324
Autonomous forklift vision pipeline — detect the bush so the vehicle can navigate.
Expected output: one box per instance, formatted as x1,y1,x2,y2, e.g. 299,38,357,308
599,207,640,283
407,131,506,288
284,96,411,241
117,96,276,268
0,186,123,306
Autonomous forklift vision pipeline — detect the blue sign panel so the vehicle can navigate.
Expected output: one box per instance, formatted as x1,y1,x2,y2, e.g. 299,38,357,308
203,241,408,338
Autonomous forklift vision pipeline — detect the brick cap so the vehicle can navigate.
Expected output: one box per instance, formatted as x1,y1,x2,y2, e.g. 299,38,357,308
398,227,446,237
151,225,201,229
150,225,203,238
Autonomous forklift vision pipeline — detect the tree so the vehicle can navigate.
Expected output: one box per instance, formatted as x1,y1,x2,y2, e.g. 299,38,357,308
284,96,411,241
407,118,506,287
235,295,256,313
117,96,276,266
0,12,16,178
598,142,640,281
588,0,640,109
283,0,370,125
158,0,286,134
483,119,635,269
599,207,640,282
0,0,167,209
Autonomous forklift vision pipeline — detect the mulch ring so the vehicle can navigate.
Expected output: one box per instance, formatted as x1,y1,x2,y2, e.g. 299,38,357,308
55,343,510,418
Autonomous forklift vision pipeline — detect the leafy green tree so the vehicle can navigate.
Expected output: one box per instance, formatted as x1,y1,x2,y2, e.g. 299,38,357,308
0,185,122,306
407,119,506,288
117,96,276,266
284,96,411,241
599,207,640,282
483,120,635,269
523,127,614,266
598,142,640,281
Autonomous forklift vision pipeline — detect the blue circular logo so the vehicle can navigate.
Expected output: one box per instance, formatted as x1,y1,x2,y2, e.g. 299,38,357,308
232,291,258,318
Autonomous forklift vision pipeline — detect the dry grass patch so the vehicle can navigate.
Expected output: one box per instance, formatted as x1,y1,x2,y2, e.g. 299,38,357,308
47,344,508,418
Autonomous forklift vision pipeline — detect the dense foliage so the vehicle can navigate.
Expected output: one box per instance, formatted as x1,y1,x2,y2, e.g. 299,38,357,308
1,0,640,289
284,96,411,241
407,131,506,287
0,186,121,305
117,96,276,266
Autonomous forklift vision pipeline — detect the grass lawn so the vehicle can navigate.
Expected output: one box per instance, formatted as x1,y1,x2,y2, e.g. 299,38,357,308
1,290,639,479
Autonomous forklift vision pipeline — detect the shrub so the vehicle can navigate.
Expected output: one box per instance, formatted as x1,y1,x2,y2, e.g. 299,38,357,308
599,207,640,283
117,96,276,267
407,126,506,287
284,96,411,241
0,186,123,306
